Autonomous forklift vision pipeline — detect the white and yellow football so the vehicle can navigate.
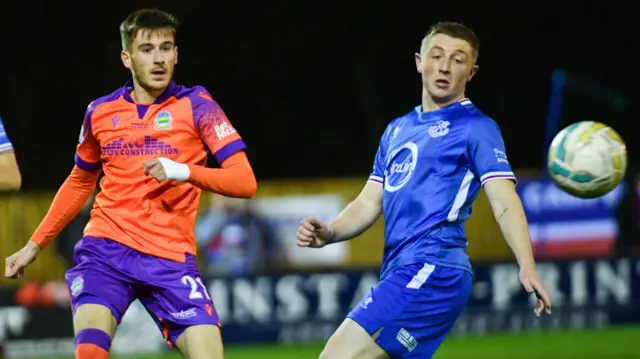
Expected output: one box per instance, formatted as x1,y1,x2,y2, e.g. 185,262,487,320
547,121,627,199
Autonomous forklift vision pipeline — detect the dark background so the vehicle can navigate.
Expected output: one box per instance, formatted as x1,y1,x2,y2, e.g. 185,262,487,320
0,0,635,190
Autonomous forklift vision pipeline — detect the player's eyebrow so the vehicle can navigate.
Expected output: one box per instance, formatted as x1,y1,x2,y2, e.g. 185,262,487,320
430,46,469,57
137,40,174,49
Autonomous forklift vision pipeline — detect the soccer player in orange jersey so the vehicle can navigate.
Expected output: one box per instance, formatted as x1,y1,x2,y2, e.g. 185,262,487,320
4,8,256,359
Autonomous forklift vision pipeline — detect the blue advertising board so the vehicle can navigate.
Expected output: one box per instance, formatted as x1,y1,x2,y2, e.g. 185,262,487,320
1,258,638,356
515,176,626,258
208,258,640,344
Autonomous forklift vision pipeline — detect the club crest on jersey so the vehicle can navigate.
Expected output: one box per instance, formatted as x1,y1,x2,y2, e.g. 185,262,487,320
70,276,84,297
154,111,173,130
428,120,450,138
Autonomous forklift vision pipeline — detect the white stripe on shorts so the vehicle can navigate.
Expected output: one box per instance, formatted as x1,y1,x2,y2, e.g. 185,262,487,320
405,263,436,289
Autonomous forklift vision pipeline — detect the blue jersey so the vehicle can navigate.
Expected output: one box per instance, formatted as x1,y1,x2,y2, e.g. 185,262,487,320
369,99,515,278
0,116,13,153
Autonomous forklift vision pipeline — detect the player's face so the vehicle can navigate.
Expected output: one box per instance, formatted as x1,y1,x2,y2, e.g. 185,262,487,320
121,29,178,93
415,34,478,103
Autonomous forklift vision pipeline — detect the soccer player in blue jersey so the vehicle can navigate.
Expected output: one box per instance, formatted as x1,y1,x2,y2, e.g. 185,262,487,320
296,22,552,359
0,116,22,190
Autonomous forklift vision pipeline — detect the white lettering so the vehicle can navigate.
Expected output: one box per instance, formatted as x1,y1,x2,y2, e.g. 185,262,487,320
214,122,237,140
569,261,588,306
275,275,309,322
232,278,272,323
535,263,564,307
0,307,30,342
491,264,521,310
595,260,630,305
307,274,348,320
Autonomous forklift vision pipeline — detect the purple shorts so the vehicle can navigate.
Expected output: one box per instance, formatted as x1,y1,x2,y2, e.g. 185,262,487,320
65,236,220,346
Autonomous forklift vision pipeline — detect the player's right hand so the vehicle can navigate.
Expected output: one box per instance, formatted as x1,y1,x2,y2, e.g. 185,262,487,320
297,218,332,248
5,240,41,279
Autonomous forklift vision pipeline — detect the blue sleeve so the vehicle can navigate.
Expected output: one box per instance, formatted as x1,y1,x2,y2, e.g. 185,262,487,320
0,116,14,153
369,129,389,184
468,118,516,185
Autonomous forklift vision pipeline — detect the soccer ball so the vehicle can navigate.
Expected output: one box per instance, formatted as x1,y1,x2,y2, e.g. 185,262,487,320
547,121,627,199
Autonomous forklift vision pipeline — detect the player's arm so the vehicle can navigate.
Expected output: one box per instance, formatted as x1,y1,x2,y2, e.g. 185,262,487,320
325,181,383,244
30,107,102,250
298,134,386,248
0,117,22,190
483,179,534,269
323,132,388,244
0,151,22,190
29,166,100,248
144,90,256,198
468,118,551,316
6,108,101,278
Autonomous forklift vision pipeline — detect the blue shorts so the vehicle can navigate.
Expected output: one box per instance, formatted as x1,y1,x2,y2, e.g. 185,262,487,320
347,263,472,358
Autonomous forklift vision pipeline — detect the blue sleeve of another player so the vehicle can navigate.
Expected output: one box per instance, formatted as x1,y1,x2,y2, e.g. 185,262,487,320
467,118,516,185
0,116,14,153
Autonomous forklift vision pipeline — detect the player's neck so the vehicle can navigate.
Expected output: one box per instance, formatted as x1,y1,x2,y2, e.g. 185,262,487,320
421,91,466,113
131,81,165,104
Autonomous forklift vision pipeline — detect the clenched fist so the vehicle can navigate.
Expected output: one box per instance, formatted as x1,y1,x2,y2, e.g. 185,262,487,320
143,157,190,183
297,218,333,248
5,241,41,279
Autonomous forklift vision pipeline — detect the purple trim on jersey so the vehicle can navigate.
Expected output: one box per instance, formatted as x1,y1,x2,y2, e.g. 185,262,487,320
121,79,178,105
84,89,122,135
187,86,213,130
215,139,246,164
136,104,150,119
368,175,383,184
74,90,121,169
188,86,221,154
75,153,102,171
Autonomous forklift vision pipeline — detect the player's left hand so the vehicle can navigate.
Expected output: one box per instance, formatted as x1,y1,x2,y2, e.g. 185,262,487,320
143,157,190,183
519,268,552,317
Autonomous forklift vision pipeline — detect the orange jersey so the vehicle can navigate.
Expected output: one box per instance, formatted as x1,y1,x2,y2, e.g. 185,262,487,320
75,81,245,262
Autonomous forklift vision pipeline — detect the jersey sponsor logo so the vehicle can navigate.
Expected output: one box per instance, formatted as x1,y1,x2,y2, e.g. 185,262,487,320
101,136,179,157
396,328,418,352
493,148,509,164
361,296,373,309
153,111,173,130
384,142,418,192
214,121,237,140
170,308,198,320
428,120,450,138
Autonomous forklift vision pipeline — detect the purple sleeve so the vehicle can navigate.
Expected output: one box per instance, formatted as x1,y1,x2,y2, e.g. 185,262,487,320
74,102,102,172
190,87,246,164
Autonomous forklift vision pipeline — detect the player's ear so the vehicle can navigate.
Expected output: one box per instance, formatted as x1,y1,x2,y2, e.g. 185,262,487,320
121,50,132,70
414,52,423,73
467,65,479,82
174,46,179,65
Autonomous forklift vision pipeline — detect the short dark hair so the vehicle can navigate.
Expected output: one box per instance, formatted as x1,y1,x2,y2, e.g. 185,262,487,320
119,8,180,51
421,22,479,59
